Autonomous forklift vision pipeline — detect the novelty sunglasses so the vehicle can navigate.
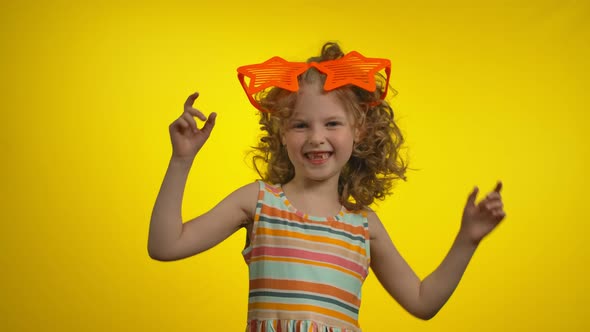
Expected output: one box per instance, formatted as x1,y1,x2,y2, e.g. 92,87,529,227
237,51,391,112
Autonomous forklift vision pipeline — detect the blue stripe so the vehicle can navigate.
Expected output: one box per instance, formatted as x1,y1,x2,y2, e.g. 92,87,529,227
258,215,366,243
249,291,359,315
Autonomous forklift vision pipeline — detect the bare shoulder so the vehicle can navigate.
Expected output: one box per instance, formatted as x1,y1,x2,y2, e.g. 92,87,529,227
366,210,388,241
185,180,259,231
165,181,260,259
230,181,260,222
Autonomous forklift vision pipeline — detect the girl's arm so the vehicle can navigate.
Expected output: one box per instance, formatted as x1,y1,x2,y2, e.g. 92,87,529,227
148,92,258,261
148,160,258,261
369,183,505,320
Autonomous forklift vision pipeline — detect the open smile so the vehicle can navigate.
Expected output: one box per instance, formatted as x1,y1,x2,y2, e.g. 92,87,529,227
304,151,333,164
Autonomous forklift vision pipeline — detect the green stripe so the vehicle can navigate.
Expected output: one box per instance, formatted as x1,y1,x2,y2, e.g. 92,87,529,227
248,261,363,290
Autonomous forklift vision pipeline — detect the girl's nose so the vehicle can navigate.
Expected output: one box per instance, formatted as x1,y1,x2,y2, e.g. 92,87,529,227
308,128,326,146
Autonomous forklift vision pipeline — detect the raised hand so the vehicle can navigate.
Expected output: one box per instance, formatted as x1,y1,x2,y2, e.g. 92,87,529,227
169,92,217,161
460,181,506,245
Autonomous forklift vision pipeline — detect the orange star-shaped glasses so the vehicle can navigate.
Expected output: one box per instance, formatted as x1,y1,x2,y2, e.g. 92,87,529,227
237,51,391,112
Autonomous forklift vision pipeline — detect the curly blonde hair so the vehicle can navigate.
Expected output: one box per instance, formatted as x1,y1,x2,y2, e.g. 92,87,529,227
251,42,407,211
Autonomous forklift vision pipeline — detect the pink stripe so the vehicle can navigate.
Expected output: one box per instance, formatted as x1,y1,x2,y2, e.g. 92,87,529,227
251,246,366,276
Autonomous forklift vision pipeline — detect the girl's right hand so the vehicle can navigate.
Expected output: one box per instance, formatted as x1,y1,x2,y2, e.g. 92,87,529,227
169,92,217,161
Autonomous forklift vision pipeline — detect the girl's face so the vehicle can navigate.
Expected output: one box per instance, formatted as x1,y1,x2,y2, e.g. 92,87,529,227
281,84,358,184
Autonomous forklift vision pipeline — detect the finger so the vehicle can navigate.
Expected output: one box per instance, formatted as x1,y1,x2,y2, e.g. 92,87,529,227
494,181,503,193
466,186,479,206
181,112,198,133
482,200,503,210
184,92,200,109
185,107,207,121
486,191,501,200
492,210,506,220
201,112,217,136
171,117,190,132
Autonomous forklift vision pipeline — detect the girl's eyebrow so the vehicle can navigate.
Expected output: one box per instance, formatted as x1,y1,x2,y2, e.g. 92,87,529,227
287,117,306,123
324,115,347,121
288,116,346,123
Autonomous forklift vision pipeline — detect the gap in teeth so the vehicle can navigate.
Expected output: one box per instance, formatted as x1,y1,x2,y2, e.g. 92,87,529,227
307,152,330,160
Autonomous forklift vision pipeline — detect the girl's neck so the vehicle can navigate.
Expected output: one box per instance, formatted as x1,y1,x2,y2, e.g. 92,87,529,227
282,176,342,217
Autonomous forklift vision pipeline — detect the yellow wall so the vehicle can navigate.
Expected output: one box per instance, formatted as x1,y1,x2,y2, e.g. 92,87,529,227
1,1,588,331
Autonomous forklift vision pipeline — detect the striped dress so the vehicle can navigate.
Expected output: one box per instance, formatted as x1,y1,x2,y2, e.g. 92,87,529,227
242,181,371,332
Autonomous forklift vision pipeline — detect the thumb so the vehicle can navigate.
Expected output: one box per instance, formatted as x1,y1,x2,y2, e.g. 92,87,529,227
201,112,217,136
493,180,503,193
466,186,479,206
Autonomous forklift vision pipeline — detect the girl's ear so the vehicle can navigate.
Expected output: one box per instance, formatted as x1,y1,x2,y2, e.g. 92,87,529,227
353,125,363,143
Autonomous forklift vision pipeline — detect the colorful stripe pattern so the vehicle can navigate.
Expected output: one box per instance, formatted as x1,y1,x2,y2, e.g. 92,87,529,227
243,181,370,332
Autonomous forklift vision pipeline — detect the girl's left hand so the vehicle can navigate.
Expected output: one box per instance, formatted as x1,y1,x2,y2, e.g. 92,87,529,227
460,181,506,245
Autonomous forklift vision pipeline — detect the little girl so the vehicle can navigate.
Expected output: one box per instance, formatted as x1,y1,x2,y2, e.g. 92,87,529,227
148,43,506,332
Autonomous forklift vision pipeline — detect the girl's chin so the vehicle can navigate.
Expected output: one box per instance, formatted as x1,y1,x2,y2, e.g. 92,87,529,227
293,171,341,183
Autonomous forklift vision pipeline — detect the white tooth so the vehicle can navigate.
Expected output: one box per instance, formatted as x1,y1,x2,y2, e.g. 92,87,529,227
306,152,331,160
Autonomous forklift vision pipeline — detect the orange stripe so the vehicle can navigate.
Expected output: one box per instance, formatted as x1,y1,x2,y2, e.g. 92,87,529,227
250,302,359,327
250,255,363,280
260,205,367,235
250,278,360,307
256,227,366,256
257,235,367,263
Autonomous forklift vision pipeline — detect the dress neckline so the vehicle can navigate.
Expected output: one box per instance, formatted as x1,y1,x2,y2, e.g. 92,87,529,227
276,183,345,222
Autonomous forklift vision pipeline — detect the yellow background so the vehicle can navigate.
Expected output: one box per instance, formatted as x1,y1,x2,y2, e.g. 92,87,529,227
1,0,588,331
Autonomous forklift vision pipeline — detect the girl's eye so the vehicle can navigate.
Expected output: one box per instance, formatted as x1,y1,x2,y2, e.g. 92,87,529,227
292,123,307,129
326,121,342,127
